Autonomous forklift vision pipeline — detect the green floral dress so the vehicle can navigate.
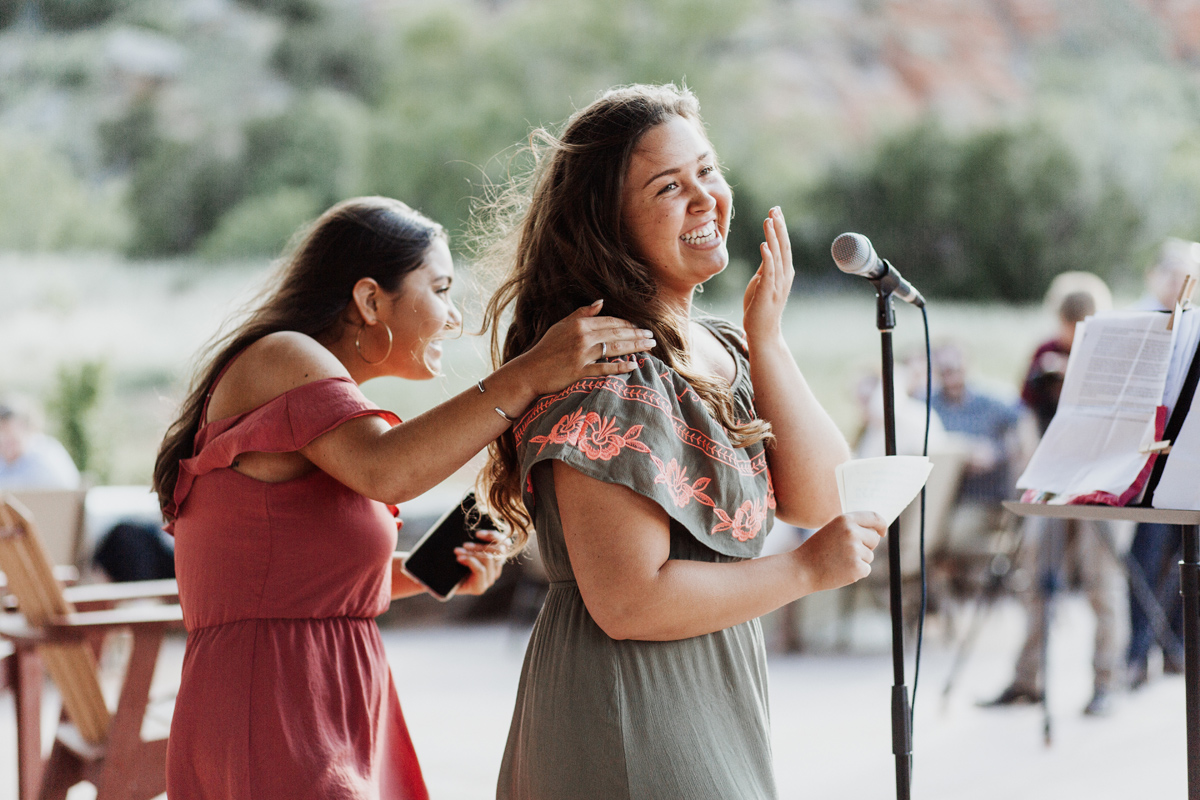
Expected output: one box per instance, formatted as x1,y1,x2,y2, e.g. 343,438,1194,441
497,318,778,800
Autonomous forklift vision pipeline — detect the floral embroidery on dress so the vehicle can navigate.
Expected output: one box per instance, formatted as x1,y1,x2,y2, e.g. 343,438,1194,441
528,406,774,543
518,331,775,548
530,411,649,461
711,497,770,542
650,456,714,508
650,450,769,542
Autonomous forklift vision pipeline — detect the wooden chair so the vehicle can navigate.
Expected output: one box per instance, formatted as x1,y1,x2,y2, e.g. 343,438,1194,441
0,495,181,800
6,489,88,570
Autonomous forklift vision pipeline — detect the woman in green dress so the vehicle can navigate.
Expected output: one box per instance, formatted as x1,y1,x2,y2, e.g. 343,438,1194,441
478,84,886,800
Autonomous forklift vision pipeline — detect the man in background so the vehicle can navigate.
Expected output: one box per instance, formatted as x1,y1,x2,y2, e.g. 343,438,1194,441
982,281,1125,717
930,342,1022,551
0,394,80,490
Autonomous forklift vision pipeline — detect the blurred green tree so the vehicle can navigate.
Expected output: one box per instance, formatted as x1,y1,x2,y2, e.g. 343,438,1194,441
127,140,246,256
31,0,123,30
200,186,322,260
0,134,131,250
99,97,158,171
271,13,386,103
236,0,323,24
797,121,1144,301
48,361,107,481
241,91,370,208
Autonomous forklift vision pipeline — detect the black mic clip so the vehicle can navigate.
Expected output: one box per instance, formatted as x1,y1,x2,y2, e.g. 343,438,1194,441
873,259,925,310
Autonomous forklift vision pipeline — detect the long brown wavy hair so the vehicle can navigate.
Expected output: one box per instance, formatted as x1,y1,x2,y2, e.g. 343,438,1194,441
474,84,771,544
153,196,445,520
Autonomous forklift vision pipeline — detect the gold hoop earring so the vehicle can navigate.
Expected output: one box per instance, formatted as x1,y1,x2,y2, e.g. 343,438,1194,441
355,322,394,365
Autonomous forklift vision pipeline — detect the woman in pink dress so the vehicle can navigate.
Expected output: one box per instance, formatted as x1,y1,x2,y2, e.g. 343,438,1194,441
152,196,655,799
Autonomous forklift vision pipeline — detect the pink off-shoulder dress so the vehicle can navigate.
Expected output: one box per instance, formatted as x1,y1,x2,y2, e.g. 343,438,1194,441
164,373,428,800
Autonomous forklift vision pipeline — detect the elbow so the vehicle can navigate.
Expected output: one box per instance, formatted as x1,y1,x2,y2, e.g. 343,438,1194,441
583,594,657,641
359,464,423,506
588,605,637,641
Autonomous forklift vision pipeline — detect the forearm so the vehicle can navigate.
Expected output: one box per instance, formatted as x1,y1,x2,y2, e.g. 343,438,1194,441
355,360,538,504
748,334,849,527
556,459,881,643
600,551,817,641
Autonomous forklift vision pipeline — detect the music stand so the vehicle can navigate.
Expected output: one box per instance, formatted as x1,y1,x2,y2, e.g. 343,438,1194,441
1005,501,1200,800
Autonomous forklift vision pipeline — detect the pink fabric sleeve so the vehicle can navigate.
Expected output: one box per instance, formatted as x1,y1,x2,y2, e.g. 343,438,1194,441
167,378,400,522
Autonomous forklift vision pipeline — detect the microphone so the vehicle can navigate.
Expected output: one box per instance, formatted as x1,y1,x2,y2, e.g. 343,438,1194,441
831,232,926,308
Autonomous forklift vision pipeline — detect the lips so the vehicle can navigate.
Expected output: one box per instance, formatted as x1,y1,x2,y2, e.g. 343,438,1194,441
680,219,719,246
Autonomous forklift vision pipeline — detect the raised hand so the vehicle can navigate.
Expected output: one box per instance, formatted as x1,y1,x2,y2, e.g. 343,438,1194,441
513,300,657,396
742,207,796,345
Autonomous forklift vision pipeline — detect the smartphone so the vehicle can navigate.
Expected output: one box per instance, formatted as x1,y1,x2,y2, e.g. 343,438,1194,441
402,493,498,601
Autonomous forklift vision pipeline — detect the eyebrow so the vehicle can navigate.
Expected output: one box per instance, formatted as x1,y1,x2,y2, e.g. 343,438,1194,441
641,151,711,189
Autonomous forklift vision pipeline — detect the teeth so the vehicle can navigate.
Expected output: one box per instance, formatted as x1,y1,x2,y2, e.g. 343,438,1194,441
680,221,718,245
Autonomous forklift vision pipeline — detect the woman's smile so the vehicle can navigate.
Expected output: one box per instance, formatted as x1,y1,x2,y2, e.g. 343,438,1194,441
680,219,720,248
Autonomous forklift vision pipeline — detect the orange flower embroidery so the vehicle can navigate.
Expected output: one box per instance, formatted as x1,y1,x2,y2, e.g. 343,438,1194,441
530,410,650,461
651,456,714,509
530,409,588,454
577,414,650,461
528,407,770,544
711,497,769,542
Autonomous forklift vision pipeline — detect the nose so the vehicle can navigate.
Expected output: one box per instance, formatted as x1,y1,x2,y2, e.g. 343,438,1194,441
446,299,463,331
688,183,716,214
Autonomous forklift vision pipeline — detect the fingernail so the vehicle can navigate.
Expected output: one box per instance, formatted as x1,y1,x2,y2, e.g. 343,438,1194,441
592,299,603,306
645,339,657,348
640,329,654,337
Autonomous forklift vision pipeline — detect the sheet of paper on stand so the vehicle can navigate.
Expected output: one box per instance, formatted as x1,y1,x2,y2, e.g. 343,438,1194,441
1017,311,1176,504
836,456,934,527
1162,306,1200,419
1151,306,1200,510
1153,409,1200,509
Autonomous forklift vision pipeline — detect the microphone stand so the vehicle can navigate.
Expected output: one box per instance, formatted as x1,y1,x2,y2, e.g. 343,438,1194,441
874,269,913,800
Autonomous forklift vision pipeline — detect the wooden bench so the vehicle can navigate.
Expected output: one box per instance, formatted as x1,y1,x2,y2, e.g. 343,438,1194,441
0,496,182,800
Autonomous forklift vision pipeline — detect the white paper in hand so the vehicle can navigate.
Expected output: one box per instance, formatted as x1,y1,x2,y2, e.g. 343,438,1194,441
836,456,934,526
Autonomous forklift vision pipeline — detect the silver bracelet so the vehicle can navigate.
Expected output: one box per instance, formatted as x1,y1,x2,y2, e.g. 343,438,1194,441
478,379,517,423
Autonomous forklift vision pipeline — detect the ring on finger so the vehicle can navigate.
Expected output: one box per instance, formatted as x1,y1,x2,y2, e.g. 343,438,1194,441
600,341,608,359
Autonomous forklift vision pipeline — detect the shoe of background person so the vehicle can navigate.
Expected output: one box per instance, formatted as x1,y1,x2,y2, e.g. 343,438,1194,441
1127,660,1149,691
1083,688,1114,717
978,685,1043,707
1164,653,1185,676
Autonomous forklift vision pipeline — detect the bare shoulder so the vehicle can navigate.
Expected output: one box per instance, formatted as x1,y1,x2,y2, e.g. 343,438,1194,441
206,332,352,423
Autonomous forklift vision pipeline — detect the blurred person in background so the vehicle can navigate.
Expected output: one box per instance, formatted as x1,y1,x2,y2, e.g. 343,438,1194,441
153,196,653,800
0,392,176,582
0,393,81,490
929,342,1021,548
982,279,1126,717
1126,238,1200,689
478,84,885,800
852,363,947,459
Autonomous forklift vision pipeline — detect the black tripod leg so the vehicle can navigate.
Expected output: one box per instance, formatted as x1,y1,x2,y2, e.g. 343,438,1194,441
1040,520,1069,747
941,525,1025,707
1098,526,1183,665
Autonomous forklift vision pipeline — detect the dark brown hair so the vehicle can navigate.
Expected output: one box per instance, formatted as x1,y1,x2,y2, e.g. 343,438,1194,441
152,196,445,519
1058,290,1096,324
474,84,771,543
